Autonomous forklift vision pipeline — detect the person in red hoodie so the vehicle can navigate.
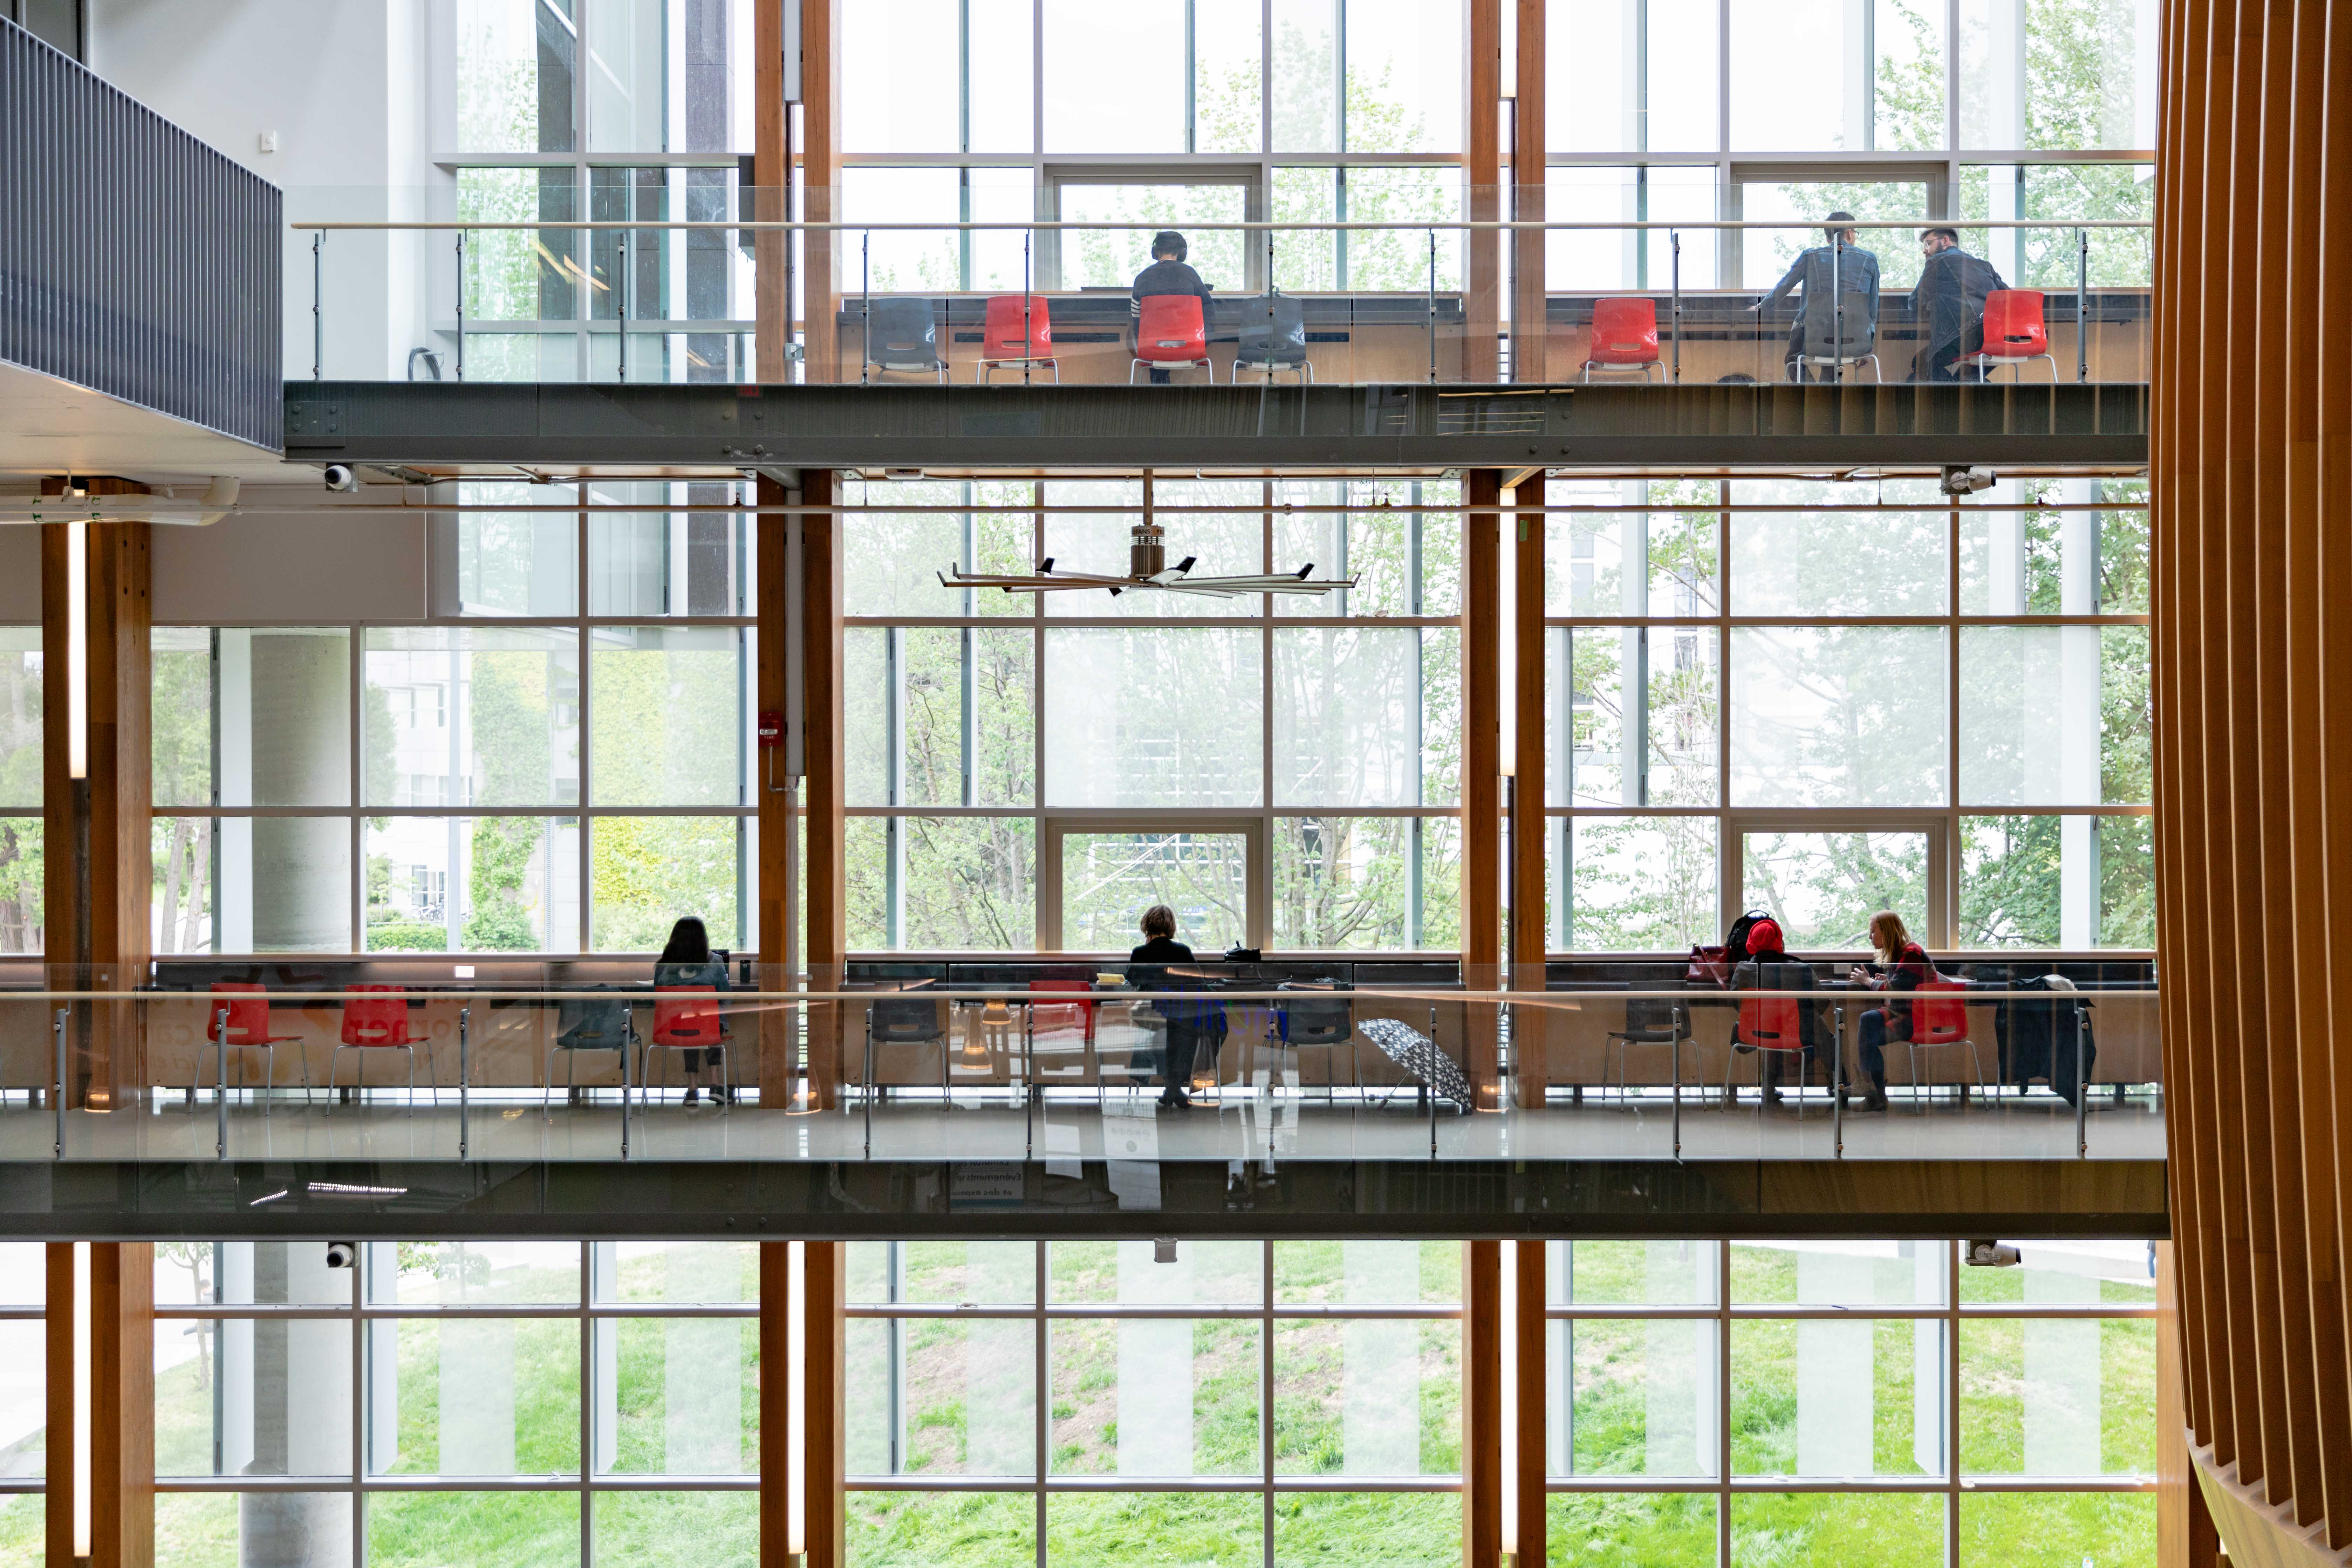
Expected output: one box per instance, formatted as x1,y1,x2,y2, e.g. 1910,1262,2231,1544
1731,916,1823,1106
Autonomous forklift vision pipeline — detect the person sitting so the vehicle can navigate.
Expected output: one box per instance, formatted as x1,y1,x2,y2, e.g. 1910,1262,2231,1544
655,915,731,1106
1909,227,2009,381
1131,230,1213,384
1846,909,1936,1111
1730,917,1822,1107
1748,212,1881,383
1128,903,1219,1109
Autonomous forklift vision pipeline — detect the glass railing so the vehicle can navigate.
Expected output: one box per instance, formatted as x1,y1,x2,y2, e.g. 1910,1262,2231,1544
285,186,2152,390
4,960,2159,1164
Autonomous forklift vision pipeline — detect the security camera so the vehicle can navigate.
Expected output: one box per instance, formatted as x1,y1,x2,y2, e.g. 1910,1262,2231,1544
325,1241,358,1269
323,464,358,493
1964,1239,2021,1268
1939,464,1996,497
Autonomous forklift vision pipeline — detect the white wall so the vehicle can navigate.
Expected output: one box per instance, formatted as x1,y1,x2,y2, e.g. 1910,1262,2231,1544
87,0,444,381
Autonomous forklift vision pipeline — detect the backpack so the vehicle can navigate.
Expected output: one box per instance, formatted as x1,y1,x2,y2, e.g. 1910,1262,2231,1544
1690,910,1772,987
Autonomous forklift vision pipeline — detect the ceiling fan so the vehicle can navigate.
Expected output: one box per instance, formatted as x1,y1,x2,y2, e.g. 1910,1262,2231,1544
939,521,1356,598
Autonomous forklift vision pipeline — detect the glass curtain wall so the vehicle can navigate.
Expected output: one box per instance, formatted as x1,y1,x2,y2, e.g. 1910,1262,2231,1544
150,485,755,956
0,1246,43,1557
150,1241,757,1568
1546,476,2152,953
1548,1239,2156,1568
447,0,760,382
0,629,38,955
843,478,1464,955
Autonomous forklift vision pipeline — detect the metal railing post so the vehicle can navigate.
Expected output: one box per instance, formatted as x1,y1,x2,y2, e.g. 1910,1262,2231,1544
1831,234,1844,384
1832,1004,1844,1158
619,1014,631,1160
53,1009,67,1158
2075,1001,2090,1158
1670,229,1682,383
216,1006,230,1159
459,1006,471,1159
1670,1005,1682,1161
616,230,629,384
2077,227,2091,383
312,232,323,381
454,230,467,381
1426,230,1437,384
1428,1005,1440,1158
1022,228,1033,386
861,230,872,386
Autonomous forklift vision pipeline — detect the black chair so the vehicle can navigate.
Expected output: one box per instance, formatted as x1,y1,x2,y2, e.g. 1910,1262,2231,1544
543,992,636,1116
1791,287,1880,382
863,297,949,383
1231,293,1312,385
863,991,951,1108
1604,996,1694,1102
1267,985,1354,1100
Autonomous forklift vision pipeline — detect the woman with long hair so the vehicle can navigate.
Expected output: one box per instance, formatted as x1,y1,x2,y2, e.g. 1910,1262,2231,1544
1845,909,1934,1112
655,915,731,1105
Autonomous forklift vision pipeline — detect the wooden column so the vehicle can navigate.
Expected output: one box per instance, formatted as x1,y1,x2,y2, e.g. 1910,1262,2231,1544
1463,473,1504,1105
42,520,151,1109
801,472,846,1106
1464,0,1502,382
760,1240,846,1568
1509,482,1548,1106
2158,1243,2222,1568
752,0,790,381
1509,1239,1547,1568
1461,1239,1503,1568
2152,0,2352,1553
799,0,841,384
1509,0,1546,384
47,1242,154,1568
757,473,795,1094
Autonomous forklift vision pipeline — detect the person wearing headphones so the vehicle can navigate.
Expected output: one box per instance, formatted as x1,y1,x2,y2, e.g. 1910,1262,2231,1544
1131,230,1212,383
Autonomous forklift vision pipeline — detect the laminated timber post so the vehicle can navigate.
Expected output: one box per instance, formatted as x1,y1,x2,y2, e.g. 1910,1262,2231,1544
1509,0,1547,385
754,0,791,382
800,471,846,1106
2151,0,2352,1556
1464,472,1505,1104
47,1242,154,1568
1510,478,1549,1107
762,1241,846,1568
799,0,842,384
1465,0,1503,383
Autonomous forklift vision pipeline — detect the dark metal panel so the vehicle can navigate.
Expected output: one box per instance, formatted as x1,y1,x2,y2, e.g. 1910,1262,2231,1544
285,381,2151,472
0,16,282,450
0,1158,2169,1241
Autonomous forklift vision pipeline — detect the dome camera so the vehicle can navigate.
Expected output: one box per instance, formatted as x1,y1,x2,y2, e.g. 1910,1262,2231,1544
325,1241,358,1269
323,464,358,493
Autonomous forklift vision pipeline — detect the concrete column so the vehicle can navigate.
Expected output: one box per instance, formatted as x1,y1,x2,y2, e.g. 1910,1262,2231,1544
238,1245,352,1567
246,633,351,950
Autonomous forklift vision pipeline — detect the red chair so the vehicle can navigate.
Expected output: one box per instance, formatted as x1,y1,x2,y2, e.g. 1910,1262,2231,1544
1727,993,1807,1103
328,984,429,1111
1896,980,1985,1107
648,986,731,1105
1581,296,1663,382
1027,980,1098,1045
978,294,1058,383
1129,295,1213,383
1960,290,2057,382
208,981,312,1108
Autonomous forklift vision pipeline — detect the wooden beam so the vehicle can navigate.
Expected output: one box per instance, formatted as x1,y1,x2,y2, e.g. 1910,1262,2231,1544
1464,0,1502,382
799,0,841,384
1463,472,1503,1107
805,1241,847,1568
1509,482,1548,1107
48,1242,154,1568
759,1242,790,1567
801,471,845,1105
1510,1239,1547,1568
1509,0,1546,384
753,0,789,381
1461,1239,1503,1568
43,522,151,1109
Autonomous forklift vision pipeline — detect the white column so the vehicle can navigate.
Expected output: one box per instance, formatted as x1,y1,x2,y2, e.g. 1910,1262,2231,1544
1343,1241,1420,1474
240,1245,355,1568
249,631,354,950
1117,1239,1192,1475
1796,1251,1874,1475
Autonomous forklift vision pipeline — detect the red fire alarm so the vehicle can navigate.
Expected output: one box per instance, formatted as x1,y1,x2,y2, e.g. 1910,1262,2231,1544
758,709,785,748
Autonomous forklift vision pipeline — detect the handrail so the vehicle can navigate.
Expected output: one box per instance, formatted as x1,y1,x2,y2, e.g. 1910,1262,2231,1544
289,217,2153,234
14,986,2158,1004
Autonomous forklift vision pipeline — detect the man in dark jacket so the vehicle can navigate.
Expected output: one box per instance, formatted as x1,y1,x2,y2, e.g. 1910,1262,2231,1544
1910,227,2010,381
1750,212,1881,382
1131,230,1213,384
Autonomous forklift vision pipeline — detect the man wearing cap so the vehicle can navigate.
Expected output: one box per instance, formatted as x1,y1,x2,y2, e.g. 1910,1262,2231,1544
1731,917,1827,1107
1748,212,1881,383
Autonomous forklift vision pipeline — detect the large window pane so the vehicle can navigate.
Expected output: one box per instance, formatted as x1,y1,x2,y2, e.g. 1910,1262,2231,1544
156,814,355,954
848,1241,1039,1306
1550,628,1719,808
1728,627,1947,807
1546,1493,1716,1567
847,816,1036,951
377,1243,581,1305
843,479,1027,618
1731,1241,1947,1306
155,1316,353,1477
1553,1318,1718,1477
1273,1241,1462,1306
1957,1493,2156,1568
452,0,576,153
154,629,352,808
1053,180,1250,292
1051,1240,1264,1305
586,480,748,616
366,816,579,952
594,1240,757,1303
589,626,744,806
1273,1493,1461,1568
1546,0,1721,154
1732,1316,1941,1477
0,627,36,811
1545,480,1718,618
1343,166,1462,290
1556,815,1718,953
1273,481,1456,619
598,1317,757,1473
1729,1493,1944,1567
1274,628,1430,807
1957,0,2159,151
1960,1315,2154,1476
849,1492,1035,1568
1547,1240,1718,1306
842,0,960,152
841,167,963,292
1343,0,1462,153
1958,480,2148,615
1739,830,1928,951
592,1492,759,1568
371,1318,581,1476
1043,629,1262,808
1960,814,2154,950
156,1243,354,1307
1059,829,1246,954
1047,1493,1263,1568
1730,0,1945,152
1194,0,1263,152
0,815,35,954
366,1491,578,1567
589,816,744,951
158,1491,353,1566
1042,0,1187,153
1041,481,1258,620
0,1320,39,1476
364,629,581,808
446,484,579,615
1739,182,1931,291
1273,816,1456,951
1270,0,1338,153
1958,162,2155,288
1729,481,1947,616
1959,626,2149,806
966,0,1035,153
846,1317,1037,1477
1050,1317,1261,1477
